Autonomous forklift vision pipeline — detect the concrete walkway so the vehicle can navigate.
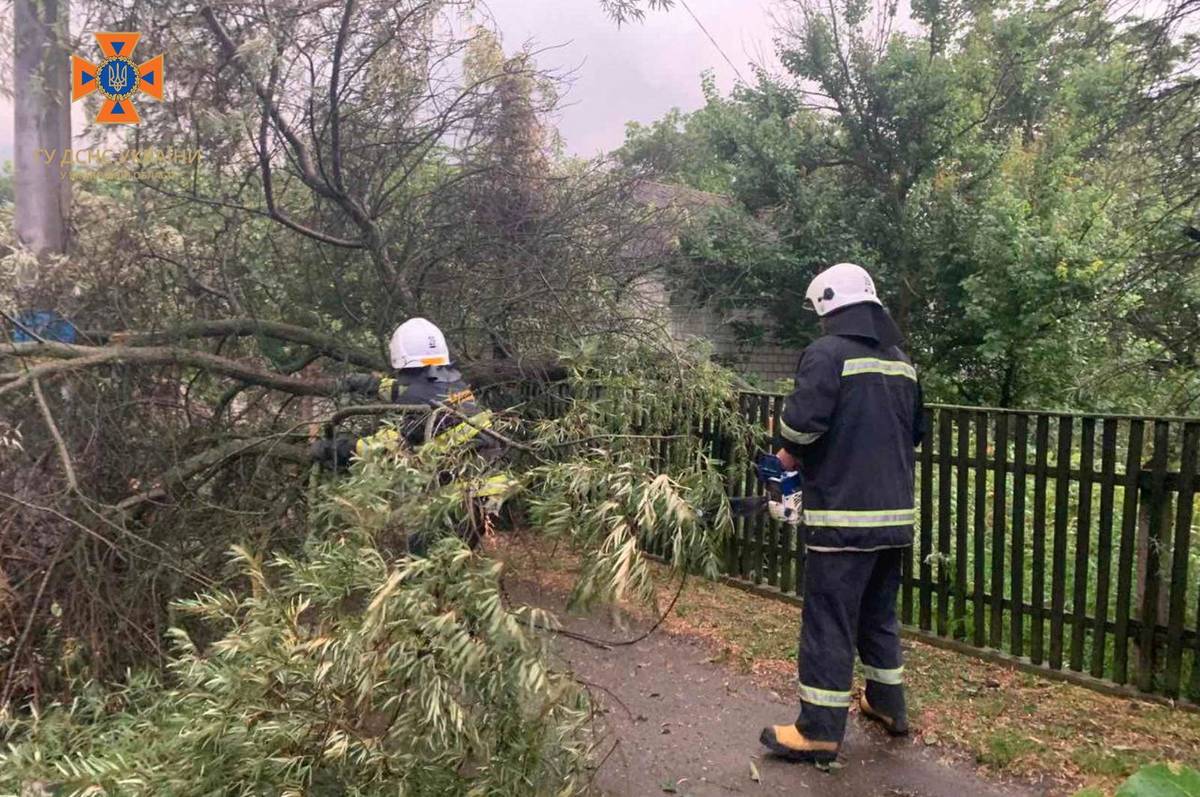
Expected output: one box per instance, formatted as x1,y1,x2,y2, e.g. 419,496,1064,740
539,594,1041,796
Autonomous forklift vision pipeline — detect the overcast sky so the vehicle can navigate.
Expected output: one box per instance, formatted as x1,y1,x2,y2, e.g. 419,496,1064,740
482,0,781,154
0,1,780,161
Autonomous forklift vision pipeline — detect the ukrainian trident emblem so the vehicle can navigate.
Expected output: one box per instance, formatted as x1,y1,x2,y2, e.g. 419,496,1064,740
71,32,164,125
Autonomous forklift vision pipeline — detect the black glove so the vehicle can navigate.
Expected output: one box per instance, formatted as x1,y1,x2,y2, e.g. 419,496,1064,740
310,436,356,470
336,373,381,396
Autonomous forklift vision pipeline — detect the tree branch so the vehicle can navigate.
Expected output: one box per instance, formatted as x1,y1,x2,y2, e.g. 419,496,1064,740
78,319,386,370
111,436,310,516
0,342,338,398
31,378,78,492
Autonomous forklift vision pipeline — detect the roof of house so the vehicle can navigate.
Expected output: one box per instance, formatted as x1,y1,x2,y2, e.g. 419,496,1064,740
621,180,731,260
629,180,730,211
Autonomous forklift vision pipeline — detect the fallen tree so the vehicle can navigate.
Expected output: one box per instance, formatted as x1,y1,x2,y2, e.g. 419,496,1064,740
0,0,684,721
0,341,746,796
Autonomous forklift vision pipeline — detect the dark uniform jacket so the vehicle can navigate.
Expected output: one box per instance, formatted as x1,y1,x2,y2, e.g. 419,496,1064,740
779,305,926,552
337,366,489,465
372,365,482,446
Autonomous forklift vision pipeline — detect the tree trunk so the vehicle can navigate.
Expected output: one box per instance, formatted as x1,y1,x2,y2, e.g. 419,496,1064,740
13,0,72,263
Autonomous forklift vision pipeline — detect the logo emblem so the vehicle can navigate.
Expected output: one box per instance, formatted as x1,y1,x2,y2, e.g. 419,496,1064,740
71,32,163,125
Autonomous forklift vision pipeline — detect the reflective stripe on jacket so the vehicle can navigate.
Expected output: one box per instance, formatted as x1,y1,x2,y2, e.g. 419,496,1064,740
779,337,925,551
354,366,489,457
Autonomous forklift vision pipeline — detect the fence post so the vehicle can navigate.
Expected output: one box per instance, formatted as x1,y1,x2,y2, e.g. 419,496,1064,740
1136,421,1172,692
937,408,953,638
1164,422,1198,697
919,406,934,632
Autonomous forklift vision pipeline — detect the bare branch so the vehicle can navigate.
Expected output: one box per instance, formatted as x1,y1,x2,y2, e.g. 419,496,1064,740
0,342,338,398
31,379,78,493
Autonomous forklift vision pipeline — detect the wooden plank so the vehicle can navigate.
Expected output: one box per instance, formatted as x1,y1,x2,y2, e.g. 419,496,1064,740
900,403,918,626
974,411,988,647
921,454,1187,492
736,396,754,577
720,407,740,577
902,516,914,625
1070,417,1096,672
737,394,759,579
1050,415,1073,670
1189,425,1200,696
1091,419,1119,679
780,520,795,594
1165,422,1198,696
955,409,970,640
889,587,1199,647
735,396,754,577
920,407,935,631
991,412,1009,650
795,524,807,596
766,395,784,588
1114,419,1145,685
1011,414,1028,656
752,395,770,584
1137,421,1171,693
938,409,953,638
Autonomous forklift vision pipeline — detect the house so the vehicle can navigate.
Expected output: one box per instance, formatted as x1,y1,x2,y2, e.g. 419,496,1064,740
625,180,800,387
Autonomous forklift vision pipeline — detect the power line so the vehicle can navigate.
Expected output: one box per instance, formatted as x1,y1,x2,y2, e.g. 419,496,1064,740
678,0,749,84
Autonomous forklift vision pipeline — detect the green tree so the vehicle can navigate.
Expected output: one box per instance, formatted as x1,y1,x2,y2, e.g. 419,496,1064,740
622,0,1200,411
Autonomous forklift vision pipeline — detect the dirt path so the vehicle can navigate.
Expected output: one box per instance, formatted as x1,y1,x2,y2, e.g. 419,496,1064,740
528,588,1041,797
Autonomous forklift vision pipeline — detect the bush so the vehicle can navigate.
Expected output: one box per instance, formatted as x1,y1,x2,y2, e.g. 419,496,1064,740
0,343,745,795
0,534,592,796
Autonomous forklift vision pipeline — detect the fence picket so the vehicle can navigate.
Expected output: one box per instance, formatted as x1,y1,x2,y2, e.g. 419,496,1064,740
1070,417,1095,671
1165,422,1198,696
1031,415,1050,666
1011,415,1028,656
955,410,970,640
1091,419,1118,678
1050,416,1073,670
767,395,784,588
938,409,953,638
920,408,935,632
751,395,769,584
974,412,988,647
991,413,1009,649
1137,422,1171,693
1114,419,1144,685
795,525,807,597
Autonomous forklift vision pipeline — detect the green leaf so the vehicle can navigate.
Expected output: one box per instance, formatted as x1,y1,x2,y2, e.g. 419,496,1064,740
1116,764,1200,797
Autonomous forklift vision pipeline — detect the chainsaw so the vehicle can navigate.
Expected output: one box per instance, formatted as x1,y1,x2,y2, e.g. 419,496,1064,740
728,452,803,525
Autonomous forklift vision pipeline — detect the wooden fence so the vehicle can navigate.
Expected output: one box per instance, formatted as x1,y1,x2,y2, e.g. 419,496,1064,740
718,393,1200,703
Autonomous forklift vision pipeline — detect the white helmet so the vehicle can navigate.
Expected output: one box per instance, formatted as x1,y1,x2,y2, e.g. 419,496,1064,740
389,317,450,369
804,262,882,317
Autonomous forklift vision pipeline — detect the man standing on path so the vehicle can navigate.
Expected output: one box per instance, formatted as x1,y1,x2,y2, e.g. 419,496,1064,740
760,263,926,764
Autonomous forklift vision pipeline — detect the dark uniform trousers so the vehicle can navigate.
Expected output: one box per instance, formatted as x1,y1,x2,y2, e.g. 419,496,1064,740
795,547,906,742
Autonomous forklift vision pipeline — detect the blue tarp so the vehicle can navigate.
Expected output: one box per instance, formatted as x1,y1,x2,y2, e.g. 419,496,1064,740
11,311,77,344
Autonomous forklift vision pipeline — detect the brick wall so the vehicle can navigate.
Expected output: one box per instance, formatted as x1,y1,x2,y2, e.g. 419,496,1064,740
654,279,800,387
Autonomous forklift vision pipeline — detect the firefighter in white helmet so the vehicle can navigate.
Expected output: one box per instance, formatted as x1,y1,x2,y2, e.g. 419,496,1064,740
759,263,926,765
310,317,489,466
309,318,512,549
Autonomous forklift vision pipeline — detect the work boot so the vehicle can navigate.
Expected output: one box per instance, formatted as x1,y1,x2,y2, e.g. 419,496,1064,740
759,724,839,763
858,694,908,736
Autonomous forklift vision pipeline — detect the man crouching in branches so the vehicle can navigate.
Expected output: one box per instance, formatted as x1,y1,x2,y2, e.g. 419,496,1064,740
310,317,510,550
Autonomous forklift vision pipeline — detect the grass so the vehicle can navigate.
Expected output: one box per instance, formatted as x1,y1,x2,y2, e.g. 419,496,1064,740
980,729,1040,768
496,533,1200,797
